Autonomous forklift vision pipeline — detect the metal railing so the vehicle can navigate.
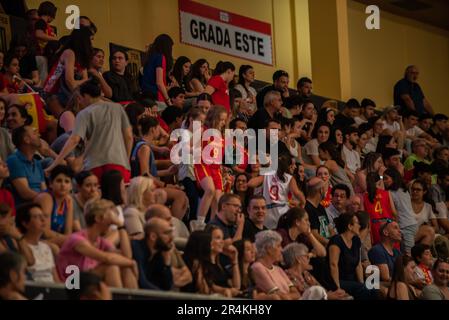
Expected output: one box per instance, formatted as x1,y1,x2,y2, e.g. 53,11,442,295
25,281,231,300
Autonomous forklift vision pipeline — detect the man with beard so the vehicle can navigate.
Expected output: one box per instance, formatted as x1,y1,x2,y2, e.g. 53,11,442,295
341,127,360,175
0,251,27,300
394,65,434,116
305,177,335,247
296,77,313,99
132,217,176,290
256,70,290,110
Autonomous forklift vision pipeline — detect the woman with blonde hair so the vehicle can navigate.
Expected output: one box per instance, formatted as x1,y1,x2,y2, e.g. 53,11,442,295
124,176,167,240
192,105,228,228
57,198,138,289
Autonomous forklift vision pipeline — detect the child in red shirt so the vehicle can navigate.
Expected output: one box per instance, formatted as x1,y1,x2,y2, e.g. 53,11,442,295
34,1,58,55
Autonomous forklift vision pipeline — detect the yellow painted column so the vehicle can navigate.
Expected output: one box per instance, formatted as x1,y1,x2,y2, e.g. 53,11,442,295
335,0,351,101
309,0,351,102
292,0,312,81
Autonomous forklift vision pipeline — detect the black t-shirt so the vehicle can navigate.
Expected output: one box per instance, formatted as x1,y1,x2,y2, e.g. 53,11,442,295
103,71,134,102
19,54,38,79
327,234,361,282
334,113,355,128
305,201,331,239
34,19,47,32
248,108,278,131
394,78,425,115
243,219,267,242
203,260,232,288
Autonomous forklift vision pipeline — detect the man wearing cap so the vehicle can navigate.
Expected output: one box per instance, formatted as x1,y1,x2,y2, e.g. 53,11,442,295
393,65,434,116
382,105,402,134
404,139,431,183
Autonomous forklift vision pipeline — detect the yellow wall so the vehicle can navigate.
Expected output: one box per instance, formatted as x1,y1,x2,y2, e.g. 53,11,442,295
25,0,449,113
26,0,312,86
347,0,449,113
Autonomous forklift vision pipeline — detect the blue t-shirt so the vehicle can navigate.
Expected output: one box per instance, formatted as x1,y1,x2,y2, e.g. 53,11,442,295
394,78,425,115
141,53,163,97
6,150,45,204
368,244,400,279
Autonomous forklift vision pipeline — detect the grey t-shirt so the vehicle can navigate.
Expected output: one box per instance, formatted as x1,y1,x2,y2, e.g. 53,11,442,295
72,195,86,229
0,127,15,161
73,101,131,170
390,189,417,229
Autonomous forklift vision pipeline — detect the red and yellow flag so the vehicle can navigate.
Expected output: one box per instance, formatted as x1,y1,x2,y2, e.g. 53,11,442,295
17,93,54,134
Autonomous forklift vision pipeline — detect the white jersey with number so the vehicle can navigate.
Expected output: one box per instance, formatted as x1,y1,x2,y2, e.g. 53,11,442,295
263,172,292,229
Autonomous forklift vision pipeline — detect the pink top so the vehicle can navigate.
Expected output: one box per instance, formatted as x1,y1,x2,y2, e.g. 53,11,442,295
251,261,294,294
57,230,113,280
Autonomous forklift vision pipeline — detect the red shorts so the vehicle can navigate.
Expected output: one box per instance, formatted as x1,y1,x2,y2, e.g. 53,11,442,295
91,164,131,184
194,164,223,191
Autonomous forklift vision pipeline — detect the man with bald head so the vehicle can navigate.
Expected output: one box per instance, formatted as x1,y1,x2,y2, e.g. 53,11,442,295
394,65,434,116
144,205,192,288
305,177,335,246
131,217,175,290
146,204,190,248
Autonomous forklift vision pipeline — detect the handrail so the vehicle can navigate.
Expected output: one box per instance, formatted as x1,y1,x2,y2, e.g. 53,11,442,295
25,281,232,300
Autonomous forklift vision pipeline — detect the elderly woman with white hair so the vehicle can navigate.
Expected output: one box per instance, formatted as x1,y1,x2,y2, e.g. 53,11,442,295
124,176,167,240
251,230,300,300
283,243,351,300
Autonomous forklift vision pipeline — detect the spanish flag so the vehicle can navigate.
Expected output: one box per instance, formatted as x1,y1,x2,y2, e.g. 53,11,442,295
17,93,54,134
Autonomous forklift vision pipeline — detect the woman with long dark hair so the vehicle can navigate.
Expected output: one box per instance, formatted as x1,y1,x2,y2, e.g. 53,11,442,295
189,58,210,93
141,34,174,104
383,168,418,254
302,122,331,167
233,173,251,214
88,48,112,99
318,141,355,195
171,56,197,98
234,65,257,114
376,135,398,156
354,152,386,197
363,172,396,246
387,255,420,300
44,28,92,105
276,207,326,257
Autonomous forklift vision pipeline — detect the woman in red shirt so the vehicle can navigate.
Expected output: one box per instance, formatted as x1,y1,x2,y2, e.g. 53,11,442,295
204,61,235,114
363,172,397,246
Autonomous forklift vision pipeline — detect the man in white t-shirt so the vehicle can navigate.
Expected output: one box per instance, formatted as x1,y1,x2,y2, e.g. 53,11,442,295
403,111,438,146
341,126,360,175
